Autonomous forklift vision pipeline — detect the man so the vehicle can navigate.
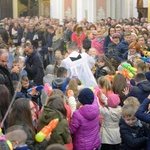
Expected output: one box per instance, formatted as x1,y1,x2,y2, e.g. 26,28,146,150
24,43,44,85
60,42,97,87
0,48,14,97
45,26,55,65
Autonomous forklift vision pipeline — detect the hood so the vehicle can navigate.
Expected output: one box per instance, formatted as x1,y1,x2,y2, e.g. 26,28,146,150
137,80,150,92
79,98,99,120
39,106,64,126
52,78,65,87
108,107,122,122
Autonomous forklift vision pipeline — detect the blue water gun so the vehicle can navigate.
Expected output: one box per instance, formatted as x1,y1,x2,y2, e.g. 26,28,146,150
139,56,150,63
27,86,43,93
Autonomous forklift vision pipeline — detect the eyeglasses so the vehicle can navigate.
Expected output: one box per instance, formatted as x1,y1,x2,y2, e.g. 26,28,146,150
30,107,36,111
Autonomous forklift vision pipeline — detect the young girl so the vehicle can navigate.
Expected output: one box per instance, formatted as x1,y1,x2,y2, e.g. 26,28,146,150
100,93,122,150
112,73,128,106
69,88,101,150
8,98,49,149
38,95,71,146
94,54,115,80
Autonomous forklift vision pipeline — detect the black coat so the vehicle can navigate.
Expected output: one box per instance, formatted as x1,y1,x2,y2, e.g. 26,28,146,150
119,117,148,150
0,66,14,97
83,37,91,52
25,50,44,85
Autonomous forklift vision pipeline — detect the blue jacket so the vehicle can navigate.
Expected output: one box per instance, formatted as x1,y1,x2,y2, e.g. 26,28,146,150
126,80,150,104
119,117,148,150
103,35,112,54
116,40,130,62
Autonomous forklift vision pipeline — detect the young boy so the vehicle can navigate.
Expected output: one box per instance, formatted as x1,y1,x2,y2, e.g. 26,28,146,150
21,75,42,109
119,104,148,150
5,125,29,150
52,67,70,93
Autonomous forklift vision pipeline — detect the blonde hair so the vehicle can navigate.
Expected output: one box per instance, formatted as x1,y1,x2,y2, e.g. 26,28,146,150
98,76,112,94
122,104,138,118
124,96,140,107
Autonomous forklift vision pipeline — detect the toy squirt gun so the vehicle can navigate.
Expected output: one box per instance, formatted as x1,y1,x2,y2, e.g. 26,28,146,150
35,118,59,142
27,85,43,93
120,62,137,78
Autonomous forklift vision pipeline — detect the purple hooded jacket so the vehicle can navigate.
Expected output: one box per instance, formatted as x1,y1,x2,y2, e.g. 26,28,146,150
69,97,101,150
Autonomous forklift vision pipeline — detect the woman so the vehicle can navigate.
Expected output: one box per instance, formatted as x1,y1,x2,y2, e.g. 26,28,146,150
8,98,49,149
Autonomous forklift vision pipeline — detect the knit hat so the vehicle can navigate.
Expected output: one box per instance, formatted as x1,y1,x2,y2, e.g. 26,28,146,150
46,65,54,74
112,33,120,39
107,94,120,108
78,88,94,105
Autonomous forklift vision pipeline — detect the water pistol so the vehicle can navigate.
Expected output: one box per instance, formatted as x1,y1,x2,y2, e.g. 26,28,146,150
27,85,43,93
121,62,137,73
105,75,115,82
138,56,150,63
0,128,13,150
35,118,59,142
43,83,53,96
142,51,150,57
117,68,134,78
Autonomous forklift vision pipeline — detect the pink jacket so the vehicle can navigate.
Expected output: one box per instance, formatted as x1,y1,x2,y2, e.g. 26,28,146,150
91,38,104,55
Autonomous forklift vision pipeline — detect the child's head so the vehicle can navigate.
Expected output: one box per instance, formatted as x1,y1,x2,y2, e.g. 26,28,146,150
107,93,120,108
124,96,140,107
56,67,67,78
16,46,24,56
12,81,22,92
47,95,67,117
54,57,63,68
55,50,62,58
133,59,149,73
46,144,67,150
98,76,112,92
122,104,138,127
46,64,55,75
96,30,104,38
134,73,146,84
12,58,20,69
78,88,94,105
86,30,94,40
88,48,97,58
5,125,27,148
21,75,29,89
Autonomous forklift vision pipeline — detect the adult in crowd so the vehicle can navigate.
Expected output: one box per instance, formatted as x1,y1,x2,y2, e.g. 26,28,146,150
0,48,14,97
24,43,44,85
60,42,97,87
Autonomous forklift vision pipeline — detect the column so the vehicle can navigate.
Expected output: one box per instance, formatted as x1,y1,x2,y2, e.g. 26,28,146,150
50,0,64,21
13,0,18,18
148,0,150,22
72,0,76,18
87,0,96,22
111,0,116,19
106,0,111,17
76,0,85,22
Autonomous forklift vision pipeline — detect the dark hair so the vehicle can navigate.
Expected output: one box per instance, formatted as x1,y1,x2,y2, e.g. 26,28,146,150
57,67,67,77
46,144,67,150
47,96,67,117
68,42,78,51
0,85,10,119
8,98,35,136
23,42,33,49
135,73,146,83
48,26,54,31
108,27,115,36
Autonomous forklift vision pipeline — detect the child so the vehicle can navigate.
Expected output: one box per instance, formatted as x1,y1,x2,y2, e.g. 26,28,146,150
52,67,70,93
100,93,122,150
38,95,71,146
37,40,46,62
120,104,148,150
96,76,113,106
88,47,98,60
94,54,115,80
11,58,27,81
54,57,63,75
69,88,101,150
124,73,150,104
12,81,27,100
5,125,29,150
21,75,42,109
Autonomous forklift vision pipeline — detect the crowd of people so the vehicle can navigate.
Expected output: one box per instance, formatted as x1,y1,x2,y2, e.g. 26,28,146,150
0,15,150,150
